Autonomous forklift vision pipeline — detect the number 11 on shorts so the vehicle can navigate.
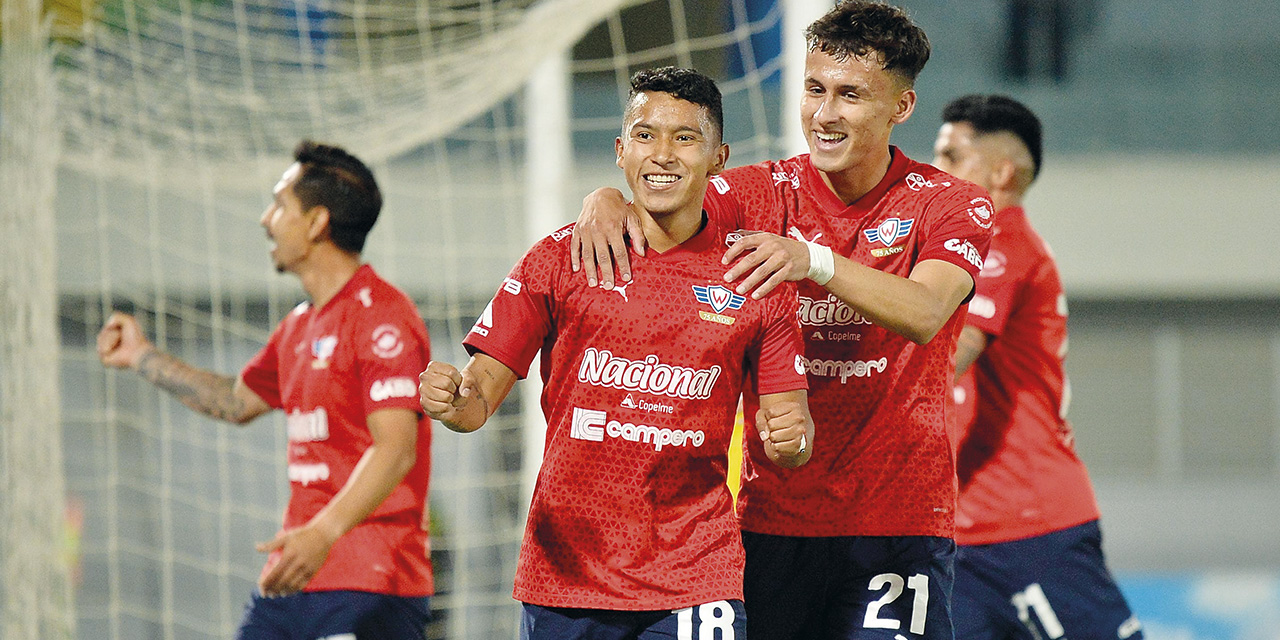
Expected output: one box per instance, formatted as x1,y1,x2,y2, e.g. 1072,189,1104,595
864,573,929,634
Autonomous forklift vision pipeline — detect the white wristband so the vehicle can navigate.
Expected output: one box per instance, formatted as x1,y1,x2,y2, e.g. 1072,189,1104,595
806,241,835,286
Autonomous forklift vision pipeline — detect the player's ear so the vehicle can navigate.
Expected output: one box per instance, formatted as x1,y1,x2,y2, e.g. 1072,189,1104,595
306,206,331,243
891,87,916,125
615,137,625,169
991,158,1018,192
710,142,729,175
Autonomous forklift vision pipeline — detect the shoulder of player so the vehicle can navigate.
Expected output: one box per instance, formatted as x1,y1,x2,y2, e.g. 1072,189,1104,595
346,277,426,331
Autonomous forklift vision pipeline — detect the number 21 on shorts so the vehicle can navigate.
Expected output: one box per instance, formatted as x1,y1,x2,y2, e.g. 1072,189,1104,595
864,573,929,634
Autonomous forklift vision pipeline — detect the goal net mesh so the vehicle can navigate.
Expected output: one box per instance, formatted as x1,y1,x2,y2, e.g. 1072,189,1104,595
1,0,789,638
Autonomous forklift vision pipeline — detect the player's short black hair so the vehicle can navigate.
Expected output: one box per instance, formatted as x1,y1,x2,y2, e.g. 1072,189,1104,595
626,66,724,142
942,94,1044,179
291,140,382,254
805,0,931,86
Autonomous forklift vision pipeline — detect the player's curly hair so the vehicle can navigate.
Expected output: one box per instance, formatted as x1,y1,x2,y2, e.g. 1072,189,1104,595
292,140,383,254
626,66,724,142
943,94,1044,180
805,0,931,86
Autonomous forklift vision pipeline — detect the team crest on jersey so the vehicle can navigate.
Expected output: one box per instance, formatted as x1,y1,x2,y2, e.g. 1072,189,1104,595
863,217,914,256
967,197,994,230
693,284,744,326
311,335,338,369
370,324,404,359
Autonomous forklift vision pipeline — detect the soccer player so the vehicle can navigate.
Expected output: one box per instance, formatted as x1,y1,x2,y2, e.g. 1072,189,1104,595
418,67,813,640
934,95,1143,640
570,2,993,638
96,141,434,639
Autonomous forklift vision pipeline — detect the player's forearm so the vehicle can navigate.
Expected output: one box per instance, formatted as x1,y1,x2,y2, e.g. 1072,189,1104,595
134,347,255,424
953,326,988,378
308,443,416,541
823,258,956,344
437,391,492,433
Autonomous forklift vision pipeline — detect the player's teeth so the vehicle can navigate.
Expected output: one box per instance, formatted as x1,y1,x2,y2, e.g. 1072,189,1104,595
816,132,845,142
646,175,678,184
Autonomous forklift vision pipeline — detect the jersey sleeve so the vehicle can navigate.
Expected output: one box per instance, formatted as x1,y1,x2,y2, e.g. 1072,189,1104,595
461,233,562,379
240,324,284,409
704,163,782,232
751,282,808,395
915,182,994,290
964,244,1020,338
356,302,431,416
703,175,746,229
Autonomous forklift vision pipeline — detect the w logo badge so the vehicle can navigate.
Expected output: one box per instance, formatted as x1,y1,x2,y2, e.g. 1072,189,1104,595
863,217,914,247
693,285,745,314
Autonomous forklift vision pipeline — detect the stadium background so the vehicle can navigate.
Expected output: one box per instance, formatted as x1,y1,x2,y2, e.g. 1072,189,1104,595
1,0,1278,638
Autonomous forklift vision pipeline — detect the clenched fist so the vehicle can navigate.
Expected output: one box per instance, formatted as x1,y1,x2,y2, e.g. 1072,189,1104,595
756,401,811,469
97,311,153,370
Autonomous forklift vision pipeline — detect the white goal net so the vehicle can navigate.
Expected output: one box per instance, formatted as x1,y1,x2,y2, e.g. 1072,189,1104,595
1,0,797,638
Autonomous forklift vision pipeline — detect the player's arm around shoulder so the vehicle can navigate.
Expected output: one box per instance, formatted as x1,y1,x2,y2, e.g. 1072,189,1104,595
419,353,517,433
756,389,814,469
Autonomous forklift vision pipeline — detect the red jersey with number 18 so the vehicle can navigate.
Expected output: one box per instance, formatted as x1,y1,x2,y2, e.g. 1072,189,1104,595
463,219,807,611
953,206,1100,545
704,149,992,538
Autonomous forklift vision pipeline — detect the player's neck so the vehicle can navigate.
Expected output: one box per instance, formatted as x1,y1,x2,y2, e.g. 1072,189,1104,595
635,203,705,254
295,245,362,308
990,189,1024,213
817,146,893,205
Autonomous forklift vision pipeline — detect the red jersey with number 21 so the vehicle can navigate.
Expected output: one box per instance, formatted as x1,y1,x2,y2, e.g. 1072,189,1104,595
704,149,992,538
463,219,807,610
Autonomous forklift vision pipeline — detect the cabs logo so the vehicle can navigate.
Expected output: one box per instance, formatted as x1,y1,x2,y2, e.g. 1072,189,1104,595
370,377,417,402
863,217,914,249
311,335,338,369
371,324,404,359
550,225,575,242
905,172,945,191
945,238,984,269
693,284,745,326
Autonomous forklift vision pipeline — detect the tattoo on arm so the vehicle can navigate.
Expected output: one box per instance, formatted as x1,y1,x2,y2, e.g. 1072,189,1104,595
136,349,250,423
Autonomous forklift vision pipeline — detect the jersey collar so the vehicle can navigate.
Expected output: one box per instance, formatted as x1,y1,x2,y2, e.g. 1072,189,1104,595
803,146,911,219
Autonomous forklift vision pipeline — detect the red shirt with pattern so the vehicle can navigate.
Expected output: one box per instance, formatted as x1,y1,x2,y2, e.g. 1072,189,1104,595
952,206,1100,545
241,264,434,595
463,219,807,610
703,149,992,538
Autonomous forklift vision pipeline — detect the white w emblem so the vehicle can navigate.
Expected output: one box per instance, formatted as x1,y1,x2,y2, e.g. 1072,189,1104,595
693,285,745,314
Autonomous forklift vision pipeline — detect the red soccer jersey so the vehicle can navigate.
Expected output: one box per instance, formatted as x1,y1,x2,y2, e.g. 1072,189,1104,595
953,206,1100,545
463,219,807,610
704,149,992,538
241,265,434,595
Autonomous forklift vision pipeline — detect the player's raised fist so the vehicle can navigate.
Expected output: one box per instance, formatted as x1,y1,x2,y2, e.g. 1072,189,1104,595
97,311,153,370
419,361,464,418
756,401,811,469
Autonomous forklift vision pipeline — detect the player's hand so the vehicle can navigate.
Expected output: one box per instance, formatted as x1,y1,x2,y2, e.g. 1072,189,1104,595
756,401,810,469
570,187,647,289
96,311,154,370
722,232,810,299
255,523,337,597
418,361,480,423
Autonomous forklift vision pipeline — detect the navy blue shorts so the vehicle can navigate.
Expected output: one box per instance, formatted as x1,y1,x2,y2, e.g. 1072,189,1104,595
742,532,956,640
954,520,1143,640
521,600,747,640
236,590,431,640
